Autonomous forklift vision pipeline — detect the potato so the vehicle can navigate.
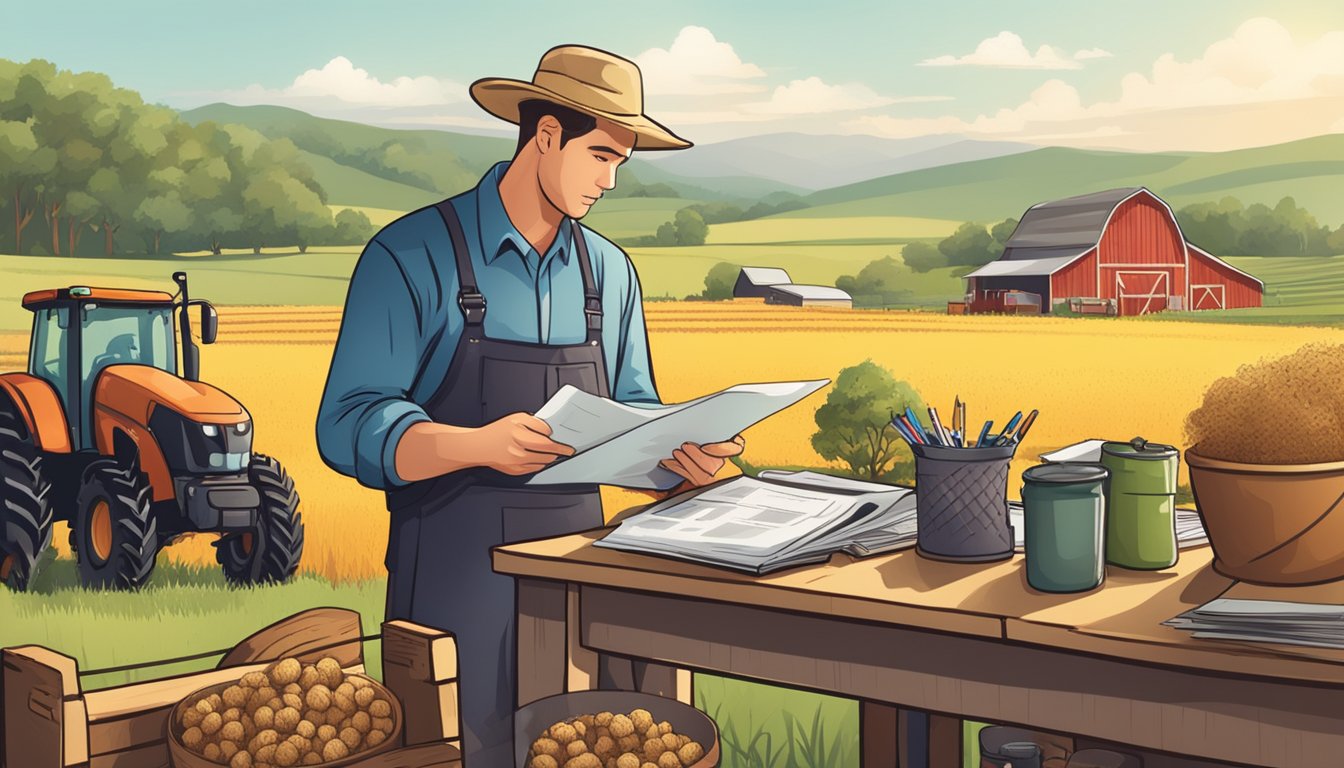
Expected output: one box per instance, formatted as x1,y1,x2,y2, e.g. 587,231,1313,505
222,707,242,723
366,728,387,748
354,686,376,708
298,665,320,690
339,726,362,750
221,721,245,743
277,707,303,734
268,658,302,687
617,735,641,754
609,715,635,739
368,698,391,719
208,694,224,712
677,742,704,766
594,735,616,758
372,716,394,734
182,726,204,749
223,685,249,709
564,755,601,768
220,741,239,761
315,657,343,689
348,675,372,691
533,736,564,762
230,750,253,768
657,721,673,737
255,744,277,764
595,711,613,727
250,729,279,751
325,707,346,727
317,724,337,742
567,739,589,758
335,681,355,698
351,711,372,734
182,708,204,728
630,709,654,734
203,743,222,761
550,721,578,744
333,692,357,715
273,741,300,768
322,738,349,761
641,763,658,768
195,698,216,716
530,757,560,768
283,683,303,697
616,752,640,768
660,733,679,752
305,685,332,712
282,693,303,711
254,705,276,731
240,672,268,689
642,739,665,762
657,753,680,768
302,754,322,766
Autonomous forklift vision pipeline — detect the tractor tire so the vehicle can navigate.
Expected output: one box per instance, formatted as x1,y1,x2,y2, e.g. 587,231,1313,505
0,408,53,592
73,454,158,590
217,453,303,585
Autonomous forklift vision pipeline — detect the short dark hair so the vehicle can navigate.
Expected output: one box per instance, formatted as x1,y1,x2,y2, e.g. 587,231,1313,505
515,99,598,155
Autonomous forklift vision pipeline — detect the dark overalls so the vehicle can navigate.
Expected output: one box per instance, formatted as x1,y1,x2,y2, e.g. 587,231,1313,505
384,198,609,766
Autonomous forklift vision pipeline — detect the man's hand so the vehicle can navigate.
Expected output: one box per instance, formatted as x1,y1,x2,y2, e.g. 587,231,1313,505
469,413,576,475
658,435,746,487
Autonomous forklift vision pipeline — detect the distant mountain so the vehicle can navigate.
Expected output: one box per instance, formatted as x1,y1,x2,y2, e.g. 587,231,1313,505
793,134,1344,226
639,132,1035,190
179,103,804,207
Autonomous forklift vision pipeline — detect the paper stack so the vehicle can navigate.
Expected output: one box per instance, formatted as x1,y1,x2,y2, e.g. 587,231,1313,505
1164,599,1344,650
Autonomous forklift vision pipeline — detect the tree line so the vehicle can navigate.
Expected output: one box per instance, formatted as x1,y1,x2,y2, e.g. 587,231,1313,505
0,58,373,257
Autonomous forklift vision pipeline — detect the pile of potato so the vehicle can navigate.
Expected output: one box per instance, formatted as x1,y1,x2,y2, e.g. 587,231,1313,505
176,656,396,768
527,707,706,768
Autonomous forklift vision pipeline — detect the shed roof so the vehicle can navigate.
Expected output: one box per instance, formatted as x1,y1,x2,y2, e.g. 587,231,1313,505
739,267,793,286
964,253,1087,278
1003,187,1147,254
770,284,853,300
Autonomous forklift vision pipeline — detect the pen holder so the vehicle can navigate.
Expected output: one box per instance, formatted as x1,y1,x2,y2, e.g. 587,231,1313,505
913,442,1016,562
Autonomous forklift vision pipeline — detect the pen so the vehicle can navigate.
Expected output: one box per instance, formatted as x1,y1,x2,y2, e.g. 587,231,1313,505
958,400,967,448
928,407,951,446
977,420,994,448
952,397,962,447
905,407,928,442
1013,409,1040,443
898,414,927,445
890,415,918,445
995,411,1024,446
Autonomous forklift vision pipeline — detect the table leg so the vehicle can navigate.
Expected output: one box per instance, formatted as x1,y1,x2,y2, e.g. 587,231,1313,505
635,663,694,705
566,583,600,692
928,714,964,768
861,701,899,767
517,577,567,707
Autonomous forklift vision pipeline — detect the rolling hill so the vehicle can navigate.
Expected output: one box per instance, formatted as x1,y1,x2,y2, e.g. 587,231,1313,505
794,134,1344,226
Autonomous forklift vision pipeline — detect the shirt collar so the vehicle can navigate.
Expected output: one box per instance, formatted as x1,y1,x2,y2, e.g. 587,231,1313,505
476,161,573,266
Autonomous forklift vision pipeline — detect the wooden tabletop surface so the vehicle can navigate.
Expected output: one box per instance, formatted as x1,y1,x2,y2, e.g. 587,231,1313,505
495,530,1344,685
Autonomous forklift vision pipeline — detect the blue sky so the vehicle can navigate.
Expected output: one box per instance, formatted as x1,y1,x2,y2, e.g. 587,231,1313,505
7,0,1344,150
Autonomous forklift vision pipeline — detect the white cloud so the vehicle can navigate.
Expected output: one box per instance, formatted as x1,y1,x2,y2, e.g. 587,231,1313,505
219,56,466,108
855,18,1344,151
743,77,902,115
1074,48,1114,61
920,32,1087,70
634,26,767,95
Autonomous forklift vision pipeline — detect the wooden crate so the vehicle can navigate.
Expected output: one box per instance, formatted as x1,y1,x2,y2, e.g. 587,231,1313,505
2,608,462,768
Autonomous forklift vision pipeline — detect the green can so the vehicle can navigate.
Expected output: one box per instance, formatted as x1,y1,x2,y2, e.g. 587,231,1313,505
1022,462,1110,593
1101,437,1179,569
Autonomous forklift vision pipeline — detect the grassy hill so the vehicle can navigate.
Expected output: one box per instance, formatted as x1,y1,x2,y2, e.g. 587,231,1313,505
796,135,1344,226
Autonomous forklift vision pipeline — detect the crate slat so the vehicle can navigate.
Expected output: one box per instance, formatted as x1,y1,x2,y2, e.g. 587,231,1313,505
2,645,82,768
216,607,364,669
342,740,462,768
381,621,460,746
382,620,458,683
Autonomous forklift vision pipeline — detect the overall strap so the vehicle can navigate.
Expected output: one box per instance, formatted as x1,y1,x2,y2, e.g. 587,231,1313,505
571,219,603,339
435,199,485,327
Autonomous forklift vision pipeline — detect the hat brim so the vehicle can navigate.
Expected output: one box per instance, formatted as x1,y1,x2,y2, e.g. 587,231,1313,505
470,78,692,151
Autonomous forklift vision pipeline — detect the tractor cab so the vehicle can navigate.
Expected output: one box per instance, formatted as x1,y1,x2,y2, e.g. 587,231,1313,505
21,277,217,451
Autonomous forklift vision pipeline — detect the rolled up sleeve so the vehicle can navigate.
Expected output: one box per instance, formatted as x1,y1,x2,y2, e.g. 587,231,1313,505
316,239,431,489
612,254,660,405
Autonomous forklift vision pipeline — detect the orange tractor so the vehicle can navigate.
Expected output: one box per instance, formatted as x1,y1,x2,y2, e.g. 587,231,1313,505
0,272,303,591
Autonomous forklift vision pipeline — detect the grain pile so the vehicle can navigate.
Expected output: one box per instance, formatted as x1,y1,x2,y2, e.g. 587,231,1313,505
1186,342,1344,464
527,707,706,768
176,656,395,767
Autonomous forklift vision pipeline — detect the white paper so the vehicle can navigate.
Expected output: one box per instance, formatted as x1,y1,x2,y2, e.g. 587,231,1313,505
1039,439,1106,463
526,379,830,489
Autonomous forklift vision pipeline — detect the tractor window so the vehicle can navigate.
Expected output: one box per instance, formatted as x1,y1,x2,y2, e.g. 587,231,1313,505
80,305,178,391
29,308,70,407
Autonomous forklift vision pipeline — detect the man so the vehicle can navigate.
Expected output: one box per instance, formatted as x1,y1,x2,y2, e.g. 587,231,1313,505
315,45,743,766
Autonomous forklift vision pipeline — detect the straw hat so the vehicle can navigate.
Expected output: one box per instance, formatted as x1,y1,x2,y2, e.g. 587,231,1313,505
470,45,691,151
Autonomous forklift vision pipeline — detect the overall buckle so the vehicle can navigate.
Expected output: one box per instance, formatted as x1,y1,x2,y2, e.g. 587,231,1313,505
458,291,487,324
584,297,603,331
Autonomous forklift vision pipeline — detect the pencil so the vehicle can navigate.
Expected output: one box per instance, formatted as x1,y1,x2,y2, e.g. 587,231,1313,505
1013,409,1040,443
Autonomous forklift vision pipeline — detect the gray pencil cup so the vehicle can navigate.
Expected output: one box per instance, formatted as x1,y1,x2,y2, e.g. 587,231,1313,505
913,442,1016,562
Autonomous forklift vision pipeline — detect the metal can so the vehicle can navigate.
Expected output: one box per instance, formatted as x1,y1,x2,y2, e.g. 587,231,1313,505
1101,436,1179,569
1022,462,1109,593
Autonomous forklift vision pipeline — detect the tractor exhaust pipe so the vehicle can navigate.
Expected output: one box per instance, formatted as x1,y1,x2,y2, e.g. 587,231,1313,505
173,271,201,382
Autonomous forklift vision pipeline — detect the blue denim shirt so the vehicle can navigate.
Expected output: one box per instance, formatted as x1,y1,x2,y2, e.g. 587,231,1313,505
315,161,660,490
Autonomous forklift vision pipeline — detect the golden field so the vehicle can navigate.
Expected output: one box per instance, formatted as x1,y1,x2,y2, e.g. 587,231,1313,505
2,302,1340,583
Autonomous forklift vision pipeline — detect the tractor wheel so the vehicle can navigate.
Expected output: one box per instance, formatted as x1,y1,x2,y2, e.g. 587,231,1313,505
217,453,303,585
73,453,158,589
0,408,53,592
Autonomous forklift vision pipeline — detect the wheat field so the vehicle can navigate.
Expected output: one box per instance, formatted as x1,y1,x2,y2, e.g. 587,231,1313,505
2,302,1339,582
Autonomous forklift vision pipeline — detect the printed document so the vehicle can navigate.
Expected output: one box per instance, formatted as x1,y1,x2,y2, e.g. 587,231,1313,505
526,380,829,489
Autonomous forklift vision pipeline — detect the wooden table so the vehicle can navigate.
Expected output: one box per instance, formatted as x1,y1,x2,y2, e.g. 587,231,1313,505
495,532,1344,768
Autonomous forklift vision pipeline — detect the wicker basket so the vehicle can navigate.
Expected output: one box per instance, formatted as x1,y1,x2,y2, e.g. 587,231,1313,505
1187,445,1344,585
166,673,404,768
515,690,719,768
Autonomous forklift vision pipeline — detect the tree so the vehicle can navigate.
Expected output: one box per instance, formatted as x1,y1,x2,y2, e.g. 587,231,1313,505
700,261,739,300
133,192,192,254
811,361,925,480
939,222,998,267
900,241,944,273
333,208,375,244
673,208,708,246
835,255,911,305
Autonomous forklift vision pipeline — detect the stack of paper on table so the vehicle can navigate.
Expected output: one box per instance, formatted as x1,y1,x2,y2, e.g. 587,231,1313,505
1164,599,1344,650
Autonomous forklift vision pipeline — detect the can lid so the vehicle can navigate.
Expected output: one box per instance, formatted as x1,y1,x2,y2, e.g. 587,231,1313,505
1023,462,1109,485
1102,436,1178,460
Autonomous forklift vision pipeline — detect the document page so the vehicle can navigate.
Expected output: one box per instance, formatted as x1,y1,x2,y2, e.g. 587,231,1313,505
527,379,829,489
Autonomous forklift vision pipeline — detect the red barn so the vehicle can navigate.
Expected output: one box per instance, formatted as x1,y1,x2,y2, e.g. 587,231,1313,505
964,187,1263,315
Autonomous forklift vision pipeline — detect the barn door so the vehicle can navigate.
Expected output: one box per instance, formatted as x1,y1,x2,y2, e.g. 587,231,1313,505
1116,272,1169,316
1192,284,1225,310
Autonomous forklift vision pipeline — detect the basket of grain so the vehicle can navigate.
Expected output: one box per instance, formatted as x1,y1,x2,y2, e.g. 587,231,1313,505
1185,343,1344,585
167,656,403,768
515,690,719,768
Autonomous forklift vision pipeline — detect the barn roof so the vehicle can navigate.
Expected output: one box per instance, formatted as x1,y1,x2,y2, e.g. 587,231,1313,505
1002,187,1147,255
738,267,792,286
770,284,853,300
964,253,1087,278
1187,243,1266,289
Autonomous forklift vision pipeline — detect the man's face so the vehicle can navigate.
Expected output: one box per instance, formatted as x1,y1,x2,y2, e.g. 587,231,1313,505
536,116,636,219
